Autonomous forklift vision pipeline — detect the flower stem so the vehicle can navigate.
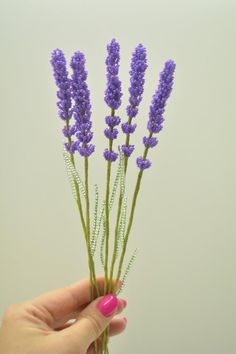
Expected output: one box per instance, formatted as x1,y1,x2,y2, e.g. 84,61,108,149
65,120,99,299
104,108,115,294
84,156,100,298
108,116,132,293
115,132,152,288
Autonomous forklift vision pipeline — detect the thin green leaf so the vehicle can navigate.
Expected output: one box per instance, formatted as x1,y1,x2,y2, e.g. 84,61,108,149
91,200,105,257
63,152,77,200
116,196,127,260
109,157,121,210
100,217,106,267
90,184,99,256
63,151,86,198
116,248,138,295
119,150,125,197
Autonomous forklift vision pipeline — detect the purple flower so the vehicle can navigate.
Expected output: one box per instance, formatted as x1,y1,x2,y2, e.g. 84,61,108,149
104,39,122,109
126,44,147,118
147,59,176,134
77,143,95,157
70,51,95,157
143,136,158,148
62,124,77,138
103,39,122,161
105,115,121,127
136,157,151,170
138,59,176,170
120,44,147,159
50,49,73,121
121,144,135,157
104,128,119,140
121,122,137,134
51,49,76,154
103,148,118,162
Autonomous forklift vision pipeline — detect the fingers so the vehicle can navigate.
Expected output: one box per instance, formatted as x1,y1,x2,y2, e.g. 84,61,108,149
53,296,126,330
86,318,127,354
108,316,127,336
30,276,122,326
59,294,126,353
55,316,127,336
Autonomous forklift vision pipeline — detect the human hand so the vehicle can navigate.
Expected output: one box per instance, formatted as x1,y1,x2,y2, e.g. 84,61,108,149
0,276,127,354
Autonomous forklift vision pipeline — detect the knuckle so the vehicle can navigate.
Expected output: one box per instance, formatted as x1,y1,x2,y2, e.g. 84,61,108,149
80,312,103,338
3,303,21,322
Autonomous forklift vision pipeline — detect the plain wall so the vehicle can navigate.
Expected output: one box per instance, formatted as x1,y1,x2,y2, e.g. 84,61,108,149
0,0,236,353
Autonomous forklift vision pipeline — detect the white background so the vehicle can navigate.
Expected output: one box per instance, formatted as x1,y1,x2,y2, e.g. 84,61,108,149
0,0,236,353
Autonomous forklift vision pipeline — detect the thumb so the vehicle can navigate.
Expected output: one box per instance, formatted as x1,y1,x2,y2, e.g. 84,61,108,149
64,294,122,352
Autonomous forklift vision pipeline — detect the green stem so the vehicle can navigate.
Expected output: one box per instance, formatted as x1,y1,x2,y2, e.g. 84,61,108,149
84,156,100,298
104,109,115,294
65,120,99,298
108,116,132,293
115,132,153,288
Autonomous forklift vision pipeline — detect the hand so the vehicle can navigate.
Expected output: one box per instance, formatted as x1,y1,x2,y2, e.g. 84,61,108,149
0,276,127,354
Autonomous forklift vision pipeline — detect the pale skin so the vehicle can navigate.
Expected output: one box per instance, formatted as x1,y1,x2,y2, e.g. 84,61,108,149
0,276,127,354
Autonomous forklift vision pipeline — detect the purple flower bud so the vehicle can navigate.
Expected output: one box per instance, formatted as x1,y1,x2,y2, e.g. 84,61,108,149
121,122,137,134
136,156,151,170
126,44,147,118
147,60,175,134
70,51,94,157
64,141,77,154
104,128,119,140
51,49,72,121
76,131,93,144
126,106,138,118
121,144,135,157
103,148,118,162
62,124,77,138
143,136,158,148
104,39,122,109
77,143,95,157
105,115,121,127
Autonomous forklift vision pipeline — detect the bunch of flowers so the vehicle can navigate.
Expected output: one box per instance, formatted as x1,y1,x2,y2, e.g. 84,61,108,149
51,39,176,354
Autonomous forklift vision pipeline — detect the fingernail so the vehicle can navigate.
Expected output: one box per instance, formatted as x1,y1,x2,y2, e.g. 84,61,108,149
97,294,118,317
123,316,128,323
119,298,127,308
117,279,123,288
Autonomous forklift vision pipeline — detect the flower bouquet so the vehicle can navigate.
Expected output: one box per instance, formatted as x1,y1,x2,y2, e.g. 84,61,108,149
50,38,175,354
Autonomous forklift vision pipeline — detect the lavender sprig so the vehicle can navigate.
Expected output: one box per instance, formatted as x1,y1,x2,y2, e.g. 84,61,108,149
116,59,176,289
103,39,122,297
108,45,147,293
103,38,122,162
70,51,99,299
50,49,77,155
137,59,176,169
70,51,95,157
121,44,147,162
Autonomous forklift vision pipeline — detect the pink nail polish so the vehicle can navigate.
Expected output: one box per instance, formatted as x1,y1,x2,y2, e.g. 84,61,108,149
123,316,128,323
97,294,118,317
117,279,123,288
120,298,127,308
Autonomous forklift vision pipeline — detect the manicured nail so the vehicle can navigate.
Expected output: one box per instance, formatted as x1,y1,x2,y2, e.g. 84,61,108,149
97,294,118,317
123,316,128,323
120,298,127,308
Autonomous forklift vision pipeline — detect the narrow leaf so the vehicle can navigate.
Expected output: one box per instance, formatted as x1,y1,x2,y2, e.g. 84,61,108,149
63,151,86,198
100,217,106,267
116,248,138,295
90,184,99,256
91,200,105,257
109,157,121,210
116,196,127,260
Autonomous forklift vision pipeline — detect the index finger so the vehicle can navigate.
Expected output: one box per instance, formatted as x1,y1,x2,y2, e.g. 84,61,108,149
31,276,122,323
